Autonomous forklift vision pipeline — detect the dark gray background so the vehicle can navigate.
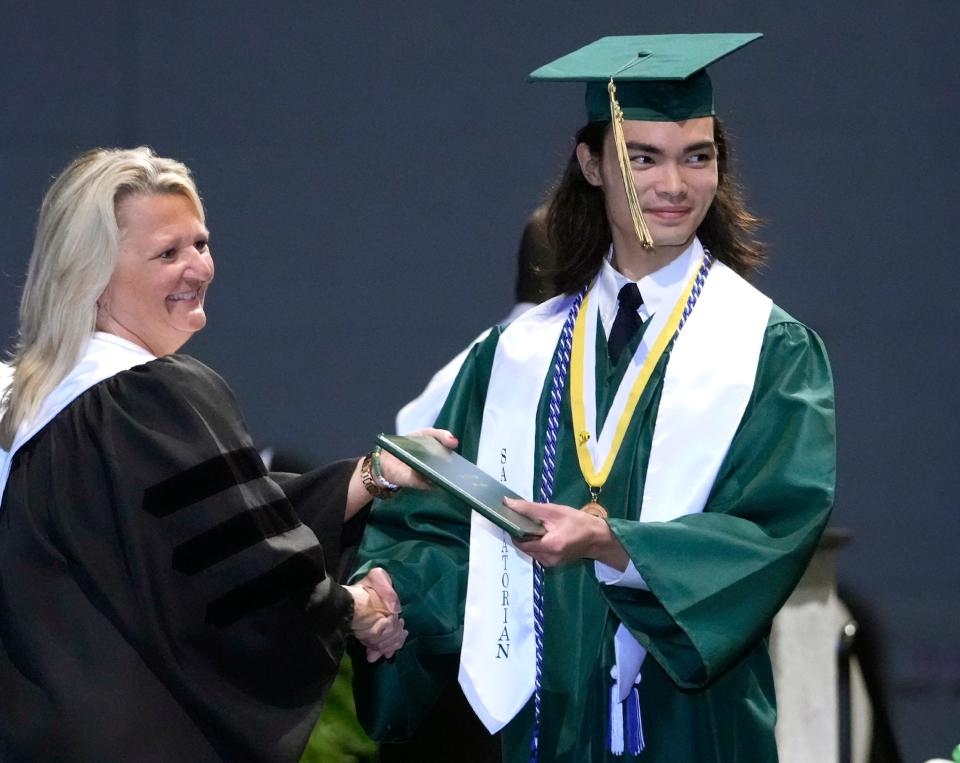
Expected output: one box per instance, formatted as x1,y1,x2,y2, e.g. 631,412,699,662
1,2,957,759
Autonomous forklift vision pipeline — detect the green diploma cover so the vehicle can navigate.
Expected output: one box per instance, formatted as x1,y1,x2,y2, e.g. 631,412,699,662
377,434,545,539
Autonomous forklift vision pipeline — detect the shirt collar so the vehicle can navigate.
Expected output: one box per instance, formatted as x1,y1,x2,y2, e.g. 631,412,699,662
92,331,155,357
596,239,702,334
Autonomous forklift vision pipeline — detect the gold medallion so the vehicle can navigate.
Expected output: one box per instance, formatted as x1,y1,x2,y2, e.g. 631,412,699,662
580,501,608,519
581,487,607,518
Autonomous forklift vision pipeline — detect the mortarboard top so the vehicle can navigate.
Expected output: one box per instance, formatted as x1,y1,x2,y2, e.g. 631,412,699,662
528,33,762,249
529,33,762,122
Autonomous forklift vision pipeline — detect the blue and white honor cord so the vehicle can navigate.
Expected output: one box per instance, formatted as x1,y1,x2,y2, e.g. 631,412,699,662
528,251,713,761
675,251,713,337
529,287,585,763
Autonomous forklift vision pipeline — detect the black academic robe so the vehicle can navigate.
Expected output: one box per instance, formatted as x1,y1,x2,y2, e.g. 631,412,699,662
0,355,357,762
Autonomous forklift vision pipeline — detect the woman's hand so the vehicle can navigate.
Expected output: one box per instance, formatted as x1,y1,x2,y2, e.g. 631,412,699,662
345,429,458,520
507,498,630,571
345,567,407,662
378,428,459,489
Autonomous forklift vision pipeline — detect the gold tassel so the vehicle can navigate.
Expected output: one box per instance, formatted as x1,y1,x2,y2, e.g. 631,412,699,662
608,79,654,249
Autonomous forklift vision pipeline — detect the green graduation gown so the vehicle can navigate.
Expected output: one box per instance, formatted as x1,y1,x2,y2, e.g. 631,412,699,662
352,304,836,762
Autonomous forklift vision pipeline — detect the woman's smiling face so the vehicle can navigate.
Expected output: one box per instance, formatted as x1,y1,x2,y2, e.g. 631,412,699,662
97,192,214,357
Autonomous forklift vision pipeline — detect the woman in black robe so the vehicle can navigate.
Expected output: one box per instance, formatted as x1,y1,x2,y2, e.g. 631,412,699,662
0,147,453,762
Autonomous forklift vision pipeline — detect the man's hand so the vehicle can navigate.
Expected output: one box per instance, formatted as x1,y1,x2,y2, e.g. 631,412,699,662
345,567,407,662
507,498,630,571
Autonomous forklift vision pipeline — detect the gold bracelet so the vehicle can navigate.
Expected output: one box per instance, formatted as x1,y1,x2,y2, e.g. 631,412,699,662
372,446,400,490
360,452,397,500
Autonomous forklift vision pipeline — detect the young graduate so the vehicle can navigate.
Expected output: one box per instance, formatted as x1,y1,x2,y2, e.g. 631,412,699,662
352,34,836,762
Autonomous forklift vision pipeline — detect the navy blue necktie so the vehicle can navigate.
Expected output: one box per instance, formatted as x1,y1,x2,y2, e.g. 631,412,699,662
607,283,644,364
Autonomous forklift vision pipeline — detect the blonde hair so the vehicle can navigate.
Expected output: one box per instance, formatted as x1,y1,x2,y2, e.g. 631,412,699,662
0,147,204,449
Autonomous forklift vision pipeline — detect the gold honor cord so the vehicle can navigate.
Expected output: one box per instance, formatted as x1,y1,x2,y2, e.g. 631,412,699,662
608,79,654,250
570,256,707,499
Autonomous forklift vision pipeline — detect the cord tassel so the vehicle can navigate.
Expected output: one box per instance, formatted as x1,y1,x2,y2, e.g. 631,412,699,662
609,680,625,756
625,684,645,755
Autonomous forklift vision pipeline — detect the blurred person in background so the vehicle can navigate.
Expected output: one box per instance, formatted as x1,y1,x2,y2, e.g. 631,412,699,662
396,203,555,433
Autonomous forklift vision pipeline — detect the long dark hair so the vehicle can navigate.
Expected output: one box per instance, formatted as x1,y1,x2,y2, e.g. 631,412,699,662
544,118,766,294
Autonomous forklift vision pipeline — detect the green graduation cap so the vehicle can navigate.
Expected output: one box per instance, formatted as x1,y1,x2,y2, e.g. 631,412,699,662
529,33,762,248
529,33,762,122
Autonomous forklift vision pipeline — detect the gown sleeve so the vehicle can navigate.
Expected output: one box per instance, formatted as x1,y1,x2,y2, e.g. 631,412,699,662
602,318,837,689
270,462,364,581
45,354,356,757
349,329,503,741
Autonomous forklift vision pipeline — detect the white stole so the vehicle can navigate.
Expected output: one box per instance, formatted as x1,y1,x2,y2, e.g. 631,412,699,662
458,254,772,732
608,261,771,701
458,292,577,733
0,332,155,510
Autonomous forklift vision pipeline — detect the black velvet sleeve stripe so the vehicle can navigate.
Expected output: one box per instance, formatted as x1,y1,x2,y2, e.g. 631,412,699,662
205,546,329,627
142,447,265,517
171,498,302,575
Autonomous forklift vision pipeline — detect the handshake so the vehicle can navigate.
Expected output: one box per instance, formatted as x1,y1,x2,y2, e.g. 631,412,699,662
344,567,407,662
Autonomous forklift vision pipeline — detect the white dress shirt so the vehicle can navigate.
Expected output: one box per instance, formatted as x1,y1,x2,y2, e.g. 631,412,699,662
593,241,701,589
